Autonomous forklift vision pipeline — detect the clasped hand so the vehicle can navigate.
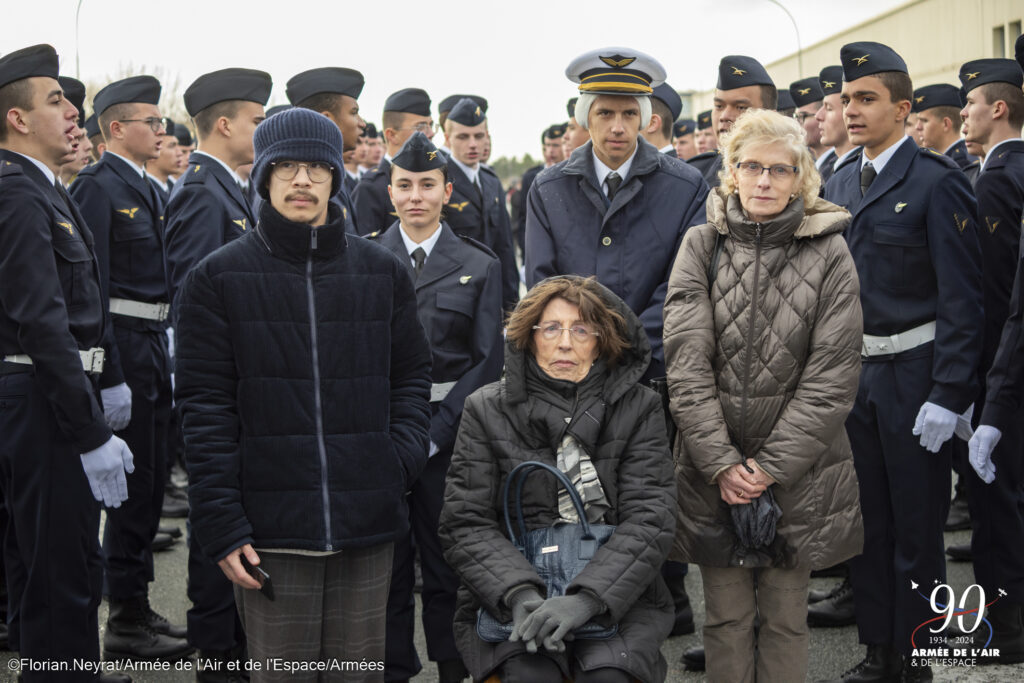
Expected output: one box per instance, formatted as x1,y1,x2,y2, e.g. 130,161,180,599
719,459,772,505
510,593,602,653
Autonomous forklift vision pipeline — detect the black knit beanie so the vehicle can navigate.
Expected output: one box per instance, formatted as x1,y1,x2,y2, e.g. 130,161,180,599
252,108,344,199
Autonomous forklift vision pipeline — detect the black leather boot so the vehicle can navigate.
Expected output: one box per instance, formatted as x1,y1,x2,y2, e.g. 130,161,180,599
944,478,971,531
900,654,932,681
665,571,695,636
808,578,856,626
680,645,705,671
817,644,902,682
142,596,188,639
103,597,194,660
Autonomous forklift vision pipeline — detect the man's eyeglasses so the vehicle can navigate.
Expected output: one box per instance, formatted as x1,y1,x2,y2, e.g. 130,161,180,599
400,121,438,134
793,112,815,123
533,323,600,342
118,117,170,133
735,162,799,179
270,161,333,184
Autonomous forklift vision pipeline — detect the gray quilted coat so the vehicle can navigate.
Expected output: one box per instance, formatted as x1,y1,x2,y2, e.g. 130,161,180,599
664,189,864,570
439,280,676,682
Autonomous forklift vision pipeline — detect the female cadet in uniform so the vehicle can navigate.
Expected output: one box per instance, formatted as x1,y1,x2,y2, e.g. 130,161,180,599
372,131,504,683
663,109,864,683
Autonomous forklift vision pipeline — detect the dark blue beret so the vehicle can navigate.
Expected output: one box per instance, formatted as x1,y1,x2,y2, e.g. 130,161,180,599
0,44,58,90
439,94,487,116
818,65,843,96
84,113,100,138
652,83,682,121
789,77,824,107
174,124,194,147
184,68,272,116
912,84,963,112
566,97,578,119
384,88,431,116
286,67,364,105
1017,33,1024,72
363,122,378,139
542,123,566,143
447,97,486,127
162,118,177,138
673,119,696,137
58,76,86,127
841,42,907,82
392,131,446,173
959,58,1023,94
717,55,774,90
776,89,795,111
697,110,713,130
93,75,161,116
265,104,292,118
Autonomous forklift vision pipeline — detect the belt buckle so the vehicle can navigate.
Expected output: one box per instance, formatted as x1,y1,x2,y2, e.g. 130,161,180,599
156,302,169,321
87,348,105,374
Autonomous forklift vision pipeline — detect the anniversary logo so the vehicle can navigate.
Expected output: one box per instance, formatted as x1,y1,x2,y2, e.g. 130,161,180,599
908,581,1007,668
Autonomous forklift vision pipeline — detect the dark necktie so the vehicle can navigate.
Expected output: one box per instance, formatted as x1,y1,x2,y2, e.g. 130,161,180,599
606,172,622,201
860,162,876,197
54,179,75,212
411,247,426,279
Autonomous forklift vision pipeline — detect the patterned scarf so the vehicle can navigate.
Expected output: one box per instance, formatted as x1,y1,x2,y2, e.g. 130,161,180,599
556,433,609,524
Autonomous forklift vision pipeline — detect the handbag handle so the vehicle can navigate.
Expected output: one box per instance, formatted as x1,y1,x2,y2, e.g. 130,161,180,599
502,461,596,547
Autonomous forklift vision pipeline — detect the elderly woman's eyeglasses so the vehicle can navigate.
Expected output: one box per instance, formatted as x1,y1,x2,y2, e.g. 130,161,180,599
270,161,333,184
533,323,600,342
735,162,799,179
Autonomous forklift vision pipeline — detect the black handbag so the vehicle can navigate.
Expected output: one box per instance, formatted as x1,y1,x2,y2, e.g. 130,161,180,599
476,460,618,643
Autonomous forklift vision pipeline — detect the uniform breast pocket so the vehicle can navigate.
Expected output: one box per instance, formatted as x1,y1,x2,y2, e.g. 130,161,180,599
112,219,156,280
872,222,928,292
434,291,476,349
51,234,95,311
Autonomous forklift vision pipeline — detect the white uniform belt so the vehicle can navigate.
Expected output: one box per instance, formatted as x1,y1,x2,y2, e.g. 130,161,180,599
862,321,936,357
3,348,106,374
431,382,457,403
110,297,170,321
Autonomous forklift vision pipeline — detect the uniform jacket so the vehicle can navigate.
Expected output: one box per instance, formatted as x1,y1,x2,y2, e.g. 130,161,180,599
825,138,984,413
977,141,1024,431
686,150,722,188
0,150,112,452
71,152,169,385
817,149,838,188
352,157,396,236
524,138,708,378
165,152,254,307
512,164,542,253
445,161,520,313
664,190,864,570
439,281,675,682
946,139,978,170
175,202,432,562
149,175,171,205
373,222,504,453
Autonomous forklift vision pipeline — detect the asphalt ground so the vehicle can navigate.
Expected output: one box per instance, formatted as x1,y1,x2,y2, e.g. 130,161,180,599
0,511,1020,681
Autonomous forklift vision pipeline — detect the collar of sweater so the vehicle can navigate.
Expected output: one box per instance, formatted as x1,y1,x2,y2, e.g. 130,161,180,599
257,201,347,261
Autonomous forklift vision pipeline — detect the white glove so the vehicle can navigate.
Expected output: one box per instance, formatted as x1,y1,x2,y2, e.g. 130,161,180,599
428,441,439,459
80,435,135,508
101,382,132,431
968,425,1000,484
912,401,958,453
954,404,975,442
166,327,175,360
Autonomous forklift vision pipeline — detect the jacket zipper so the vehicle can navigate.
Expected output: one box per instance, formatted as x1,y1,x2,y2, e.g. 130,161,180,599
306,229,333,551
738,224,762,457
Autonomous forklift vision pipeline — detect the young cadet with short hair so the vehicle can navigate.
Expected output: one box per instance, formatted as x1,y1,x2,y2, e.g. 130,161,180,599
57,75,91,187
790,76,826,160
815,65,859,188
643,83,682,157
820,42,984,683
911,84,977,169
443,98,519,312
352,87,434,236
0,44,134,682
146,118,184,202
70,75,193,662
673,118,697,161
373,131,503,683
957,57,1024,664
514,123,567,253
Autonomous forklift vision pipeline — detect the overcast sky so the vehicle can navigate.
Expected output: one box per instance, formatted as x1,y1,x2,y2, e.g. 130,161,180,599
3,0,904,158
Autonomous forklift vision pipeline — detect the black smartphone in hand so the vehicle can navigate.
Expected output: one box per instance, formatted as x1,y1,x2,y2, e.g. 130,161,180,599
239,555,275,601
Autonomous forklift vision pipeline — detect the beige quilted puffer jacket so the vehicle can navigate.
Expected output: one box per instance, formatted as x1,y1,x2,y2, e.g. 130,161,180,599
664,188,864,569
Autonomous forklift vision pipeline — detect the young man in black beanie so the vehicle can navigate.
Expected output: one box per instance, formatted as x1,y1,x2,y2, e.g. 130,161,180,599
174,107,431,676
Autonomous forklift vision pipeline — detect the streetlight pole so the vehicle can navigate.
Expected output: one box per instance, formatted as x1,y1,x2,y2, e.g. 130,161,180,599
767,0,803,76
75,0,84,79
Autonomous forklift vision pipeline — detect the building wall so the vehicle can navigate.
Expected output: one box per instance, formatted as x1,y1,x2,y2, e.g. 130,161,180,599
688,0,1022,113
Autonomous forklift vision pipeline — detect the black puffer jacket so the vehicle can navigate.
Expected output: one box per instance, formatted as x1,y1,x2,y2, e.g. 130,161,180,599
175,202,432,562
439,279,676,683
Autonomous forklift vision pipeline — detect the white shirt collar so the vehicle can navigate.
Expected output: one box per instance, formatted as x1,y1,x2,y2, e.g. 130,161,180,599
345,168,359,181
192,150,243,185
8,150,56,186
399,222,443,262
658,143,674,155
834,146,859,172
815,149,834,170
861,135,909,175
145,172,170,192
450,155,479,185
105,151,146,178
592,145,638,196
982,138,1024,172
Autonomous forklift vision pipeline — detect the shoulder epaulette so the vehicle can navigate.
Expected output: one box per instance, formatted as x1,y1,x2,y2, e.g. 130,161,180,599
454,231,498,259
0,159,25,177
182,163,208,185
918,146,959,169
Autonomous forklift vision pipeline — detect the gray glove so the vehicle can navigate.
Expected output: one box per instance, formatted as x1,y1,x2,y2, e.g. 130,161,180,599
101,382,132,431
506,586,544,653
80,435,135,508
514,592,603,653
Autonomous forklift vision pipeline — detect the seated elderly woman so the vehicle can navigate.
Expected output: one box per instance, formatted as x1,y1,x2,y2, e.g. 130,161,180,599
439,275,676,683
663,109,864,683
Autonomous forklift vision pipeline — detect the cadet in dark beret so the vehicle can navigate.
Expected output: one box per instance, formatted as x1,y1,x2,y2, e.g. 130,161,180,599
58,75,86,128
512,123,568,252
57,76,93,186
695,109,716,155
814,65,855,186
84,113,105,161
352,87,435,235
286,66,365,152
911,84,976,168
146,118,184,201
375,130,503,683
818,41,986,681
673,118,697,160
437,93,488,129
776,88,796,116
646,83,683,156
789,77,826,161
563,95,589,157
